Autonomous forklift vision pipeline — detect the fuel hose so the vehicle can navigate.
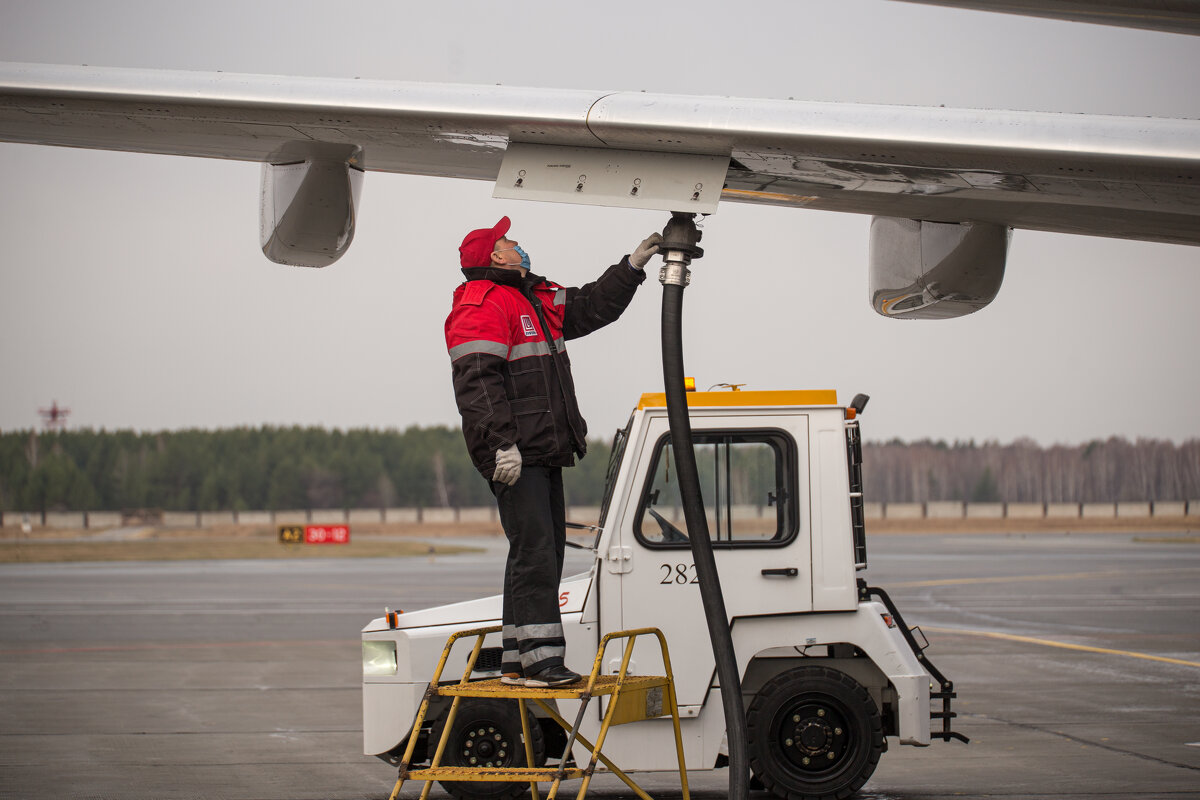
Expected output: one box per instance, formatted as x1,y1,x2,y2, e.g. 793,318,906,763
657,212,750,799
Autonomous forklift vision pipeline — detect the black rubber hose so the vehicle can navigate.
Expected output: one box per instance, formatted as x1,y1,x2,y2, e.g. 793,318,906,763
660,281,750,799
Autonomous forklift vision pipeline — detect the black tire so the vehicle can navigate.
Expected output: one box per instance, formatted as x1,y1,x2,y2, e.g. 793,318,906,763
428,698,546,800
746,666,883,800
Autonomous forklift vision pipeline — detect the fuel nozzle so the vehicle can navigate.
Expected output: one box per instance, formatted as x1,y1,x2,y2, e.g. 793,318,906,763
658,211,704,287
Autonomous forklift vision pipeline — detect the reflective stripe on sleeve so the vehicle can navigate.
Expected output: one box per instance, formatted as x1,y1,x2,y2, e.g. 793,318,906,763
448,339,508,361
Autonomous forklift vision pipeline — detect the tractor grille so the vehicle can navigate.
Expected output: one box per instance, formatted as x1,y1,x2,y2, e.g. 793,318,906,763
472,647,503,673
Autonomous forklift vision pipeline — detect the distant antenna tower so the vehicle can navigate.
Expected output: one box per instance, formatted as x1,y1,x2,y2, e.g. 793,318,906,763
38,400,71,431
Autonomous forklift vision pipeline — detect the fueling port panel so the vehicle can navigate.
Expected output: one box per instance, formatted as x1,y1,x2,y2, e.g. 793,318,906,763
494,143,728,213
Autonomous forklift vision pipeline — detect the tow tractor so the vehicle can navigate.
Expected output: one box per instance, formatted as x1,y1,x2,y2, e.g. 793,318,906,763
362,387,966,800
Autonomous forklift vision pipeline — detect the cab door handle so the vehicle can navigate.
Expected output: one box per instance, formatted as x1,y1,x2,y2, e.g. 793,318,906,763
761,568,798,577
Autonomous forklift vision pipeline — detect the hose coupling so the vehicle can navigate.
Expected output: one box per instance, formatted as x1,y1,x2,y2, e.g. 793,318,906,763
660,212,704,262
659,260,692,287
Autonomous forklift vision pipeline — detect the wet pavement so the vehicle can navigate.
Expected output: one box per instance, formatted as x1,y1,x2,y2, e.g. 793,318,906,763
0,531,1197,799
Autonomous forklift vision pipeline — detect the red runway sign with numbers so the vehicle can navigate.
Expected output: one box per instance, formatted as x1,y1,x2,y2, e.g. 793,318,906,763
278,525,350,544
304,525,350,544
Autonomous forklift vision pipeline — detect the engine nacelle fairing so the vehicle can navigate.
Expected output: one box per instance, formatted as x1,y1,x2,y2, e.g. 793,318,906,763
260,149,363,267
869,217,1010,319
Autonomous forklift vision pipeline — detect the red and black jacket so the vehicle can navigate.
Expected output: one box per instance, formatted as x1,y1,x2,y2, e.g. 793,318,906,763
445,259,645,478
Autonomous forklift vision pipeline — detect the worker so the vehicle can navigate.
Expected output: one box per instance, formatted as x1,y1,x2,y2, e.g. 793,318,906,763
445,216,661,687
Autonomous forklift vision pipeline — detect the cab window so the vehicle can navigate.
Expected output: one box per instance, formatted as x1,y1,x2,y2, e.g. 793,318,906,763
634,430,797,548
598,414,633,530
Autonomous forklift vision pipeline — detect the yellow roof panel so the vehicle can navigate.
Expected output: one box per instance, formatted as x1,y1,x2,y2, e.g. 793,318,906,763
637,390,838,409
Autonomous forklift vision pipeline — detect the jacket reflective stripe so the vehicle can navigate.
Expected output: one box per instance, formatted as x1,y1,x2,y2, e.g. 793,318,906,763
448,339,508,361
509,338,566,360
451,338,569,362
509,340,550,360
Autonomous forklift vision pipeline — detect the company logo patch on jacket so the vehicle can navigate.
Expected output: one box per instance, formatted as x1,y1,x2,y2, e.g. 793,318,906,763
520,314,538,337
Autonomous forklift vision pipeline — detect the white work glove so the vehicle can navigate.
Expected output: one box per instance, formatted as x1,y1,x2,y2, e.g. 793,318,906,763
629,233,663,270
493,444,523,486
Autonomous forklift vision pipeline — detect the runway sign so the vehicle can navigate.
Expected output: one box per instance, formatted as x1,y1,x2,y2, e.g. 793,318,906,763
278,524,351,544
278,525,304,543
305,525,350,544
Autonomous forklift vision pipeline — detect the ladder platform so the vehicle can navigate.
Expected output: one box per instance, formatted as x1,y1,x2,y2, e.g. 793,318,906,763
388,625,689,800
437,674,669,699
404,765,586,782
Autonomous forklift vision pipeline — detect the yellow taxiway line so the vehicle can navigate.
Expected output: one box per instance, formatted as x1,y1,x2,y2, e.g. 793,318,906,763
923,626,1200,669
889,567,1193,589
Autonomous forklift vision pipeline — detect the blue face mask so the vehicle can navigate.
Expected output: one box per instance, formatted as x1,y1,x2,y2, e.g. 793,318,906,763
513,245,531,270
495,244,531,270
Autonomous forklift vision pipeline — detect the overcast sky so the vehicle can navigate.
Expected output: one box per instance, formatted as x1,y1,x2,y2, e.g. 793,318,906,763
1,0,1198,446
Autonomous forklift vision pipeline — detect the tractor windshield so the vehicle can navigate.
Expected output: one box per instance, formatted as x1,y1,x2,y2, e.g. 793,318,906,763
597,412,633,529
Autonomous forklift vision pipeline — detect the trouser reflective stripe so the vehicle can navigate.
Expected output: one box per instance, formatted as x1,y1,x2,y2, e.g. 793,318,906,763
501,625,520,672
493,465,567,676
515,623,562,639
520,643,565,669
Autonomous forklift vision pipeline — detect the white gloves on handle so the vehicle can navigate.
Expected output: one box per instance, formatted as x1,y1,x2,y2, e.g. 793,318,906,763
493,444,523,486
629,233,663,270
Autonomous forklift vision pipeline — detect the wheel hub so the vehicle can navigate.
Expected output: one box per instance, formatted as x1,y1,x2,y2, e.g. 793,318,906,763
461,724,511,768
780,702,850,771
798,720,832,752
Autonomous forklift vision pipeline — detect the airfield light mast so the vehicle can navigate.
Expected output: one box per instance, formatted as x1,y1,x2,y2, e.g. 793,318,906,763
38,401,71,431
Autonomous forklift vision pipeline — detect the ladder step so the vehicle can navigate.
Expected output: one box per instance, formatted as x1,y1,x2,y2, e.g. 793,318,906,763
404,766,587,782
436,674,670,698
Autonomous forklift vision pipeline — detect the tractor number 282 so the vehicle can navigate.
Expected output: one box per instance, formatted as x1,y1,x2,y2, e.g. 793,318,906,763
659,563,698,584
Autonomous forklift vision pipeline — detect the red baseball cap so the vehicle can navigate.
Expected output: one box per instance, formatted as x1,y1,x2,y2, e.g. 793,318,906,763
459,216,511,268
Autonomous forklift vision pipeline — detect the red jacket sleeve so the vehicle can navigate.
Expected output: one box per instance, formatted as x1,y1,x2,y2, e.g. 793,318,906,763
445,286,518,475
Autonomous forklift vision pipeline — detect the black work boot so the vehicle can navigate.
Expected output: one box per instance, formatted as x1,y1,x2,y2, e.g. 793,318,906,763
523,665,581,688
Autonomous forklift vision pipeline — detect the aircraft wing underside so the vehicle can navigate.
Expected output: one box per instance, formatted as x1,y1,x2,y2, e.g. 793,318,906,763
894,0,1200,37
2,60,1198,319
2,62,1198,247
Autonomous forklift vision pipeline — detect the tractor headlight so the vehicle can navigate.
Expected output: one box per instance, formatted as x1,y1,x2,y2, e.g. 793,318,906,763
362,640,397,677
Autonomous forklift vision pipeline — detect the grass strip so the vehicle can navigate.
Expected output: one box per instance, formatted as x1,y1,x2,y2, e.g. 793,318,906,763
0,538,477,563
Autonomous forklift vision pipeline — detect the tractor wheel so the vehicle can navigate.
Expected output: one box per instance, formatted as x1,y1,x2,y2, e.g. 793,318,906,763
747,666,884,800
428,698,546,800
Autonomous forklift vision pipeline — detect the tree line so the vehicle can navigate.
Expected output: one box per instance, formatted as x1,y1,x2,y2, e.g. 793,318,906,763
865,437,1200,503
0,427,609,514
1,427,1197,513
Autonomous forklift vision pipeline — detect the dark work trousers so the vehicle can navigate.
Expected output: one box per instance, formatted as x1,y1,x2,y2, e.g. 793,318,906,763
491,465,567,676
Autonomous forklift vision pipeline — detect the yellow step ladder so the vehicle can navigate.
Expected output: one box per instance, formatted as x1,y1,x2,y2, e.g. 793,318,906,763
388,625,690,800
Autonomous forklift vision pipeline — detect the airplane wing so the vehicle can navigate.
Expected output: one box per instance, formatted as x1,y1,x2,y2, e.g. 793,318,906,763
892,1,1200,37
1,61,1198,318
